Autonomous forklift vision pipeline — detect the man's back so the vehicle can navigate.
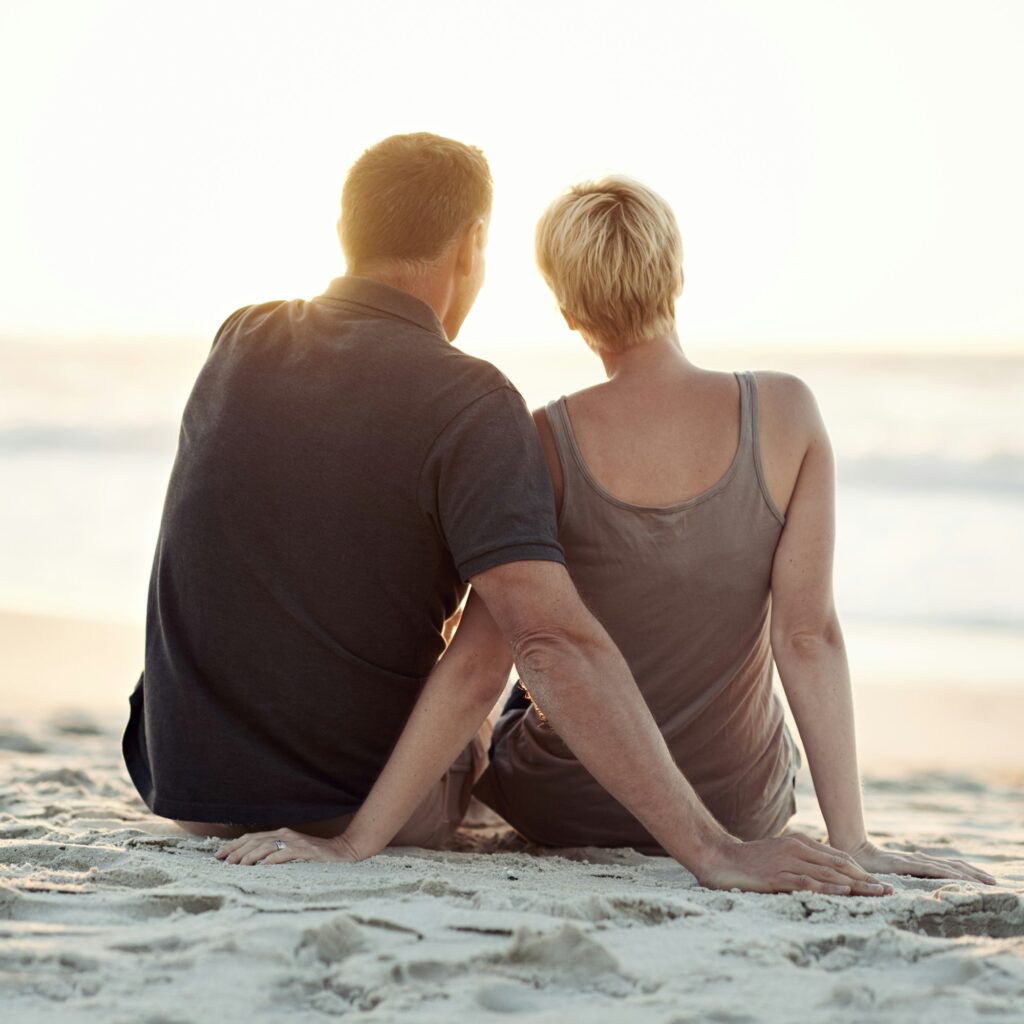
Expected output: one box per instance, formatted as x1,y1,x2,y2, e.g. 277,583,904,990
123,277,562,823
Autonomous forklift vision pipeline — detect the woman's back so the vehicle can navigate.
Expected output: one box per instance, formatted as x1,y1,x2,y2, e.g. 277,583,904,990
477,366,800,848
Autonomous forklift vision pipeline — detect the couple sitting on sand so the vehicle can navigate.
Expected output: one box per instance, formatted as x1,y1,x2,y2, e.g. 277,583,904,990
123,133,990,894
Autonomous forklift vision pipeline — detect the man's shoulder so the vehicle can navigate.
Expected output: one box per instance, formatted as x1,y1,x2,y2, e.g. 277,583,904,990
212,298,296,344
438,342,516,398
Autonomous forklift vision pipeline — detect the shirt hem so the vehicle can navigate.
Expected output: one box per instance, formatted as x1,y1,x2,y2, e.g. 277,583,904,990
122,682,363,825
143,795,363,825
458,543,566,583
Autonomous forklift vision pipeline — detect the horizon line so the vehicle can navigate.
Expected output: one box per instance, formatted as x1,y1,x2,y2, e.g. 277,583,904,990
2,330,1021,358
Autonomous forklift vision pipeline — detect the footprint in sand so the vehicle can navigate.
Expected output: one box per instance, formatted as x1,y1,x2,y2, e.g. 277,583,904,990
0,840,125,872
499,922,622,978
96,865,175,889
124,893,226,918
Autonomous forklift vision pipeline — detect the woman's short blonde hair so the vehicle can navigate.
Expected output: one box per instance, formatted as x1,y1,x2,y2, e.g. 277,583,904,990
535,176,683,354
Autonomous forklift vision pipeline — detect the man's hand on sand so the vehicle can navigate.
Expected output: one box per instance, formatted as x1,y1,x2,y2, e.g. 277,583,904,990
697,833,894,896
215,828,360,866
841,838,996,885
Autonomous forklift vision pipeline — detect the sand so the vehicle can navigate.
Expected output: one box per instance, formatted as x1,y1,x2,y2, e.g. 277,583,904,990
1,614,1023,1022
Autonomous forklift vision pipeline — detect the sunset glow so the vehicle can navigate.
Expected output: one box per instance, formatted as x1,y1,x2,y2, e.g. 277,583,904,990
2,0,1022,351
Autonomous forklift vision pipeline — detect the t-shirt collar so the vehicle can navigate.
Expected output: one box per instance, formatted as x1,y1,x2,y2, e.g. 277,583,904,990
320,276,448,341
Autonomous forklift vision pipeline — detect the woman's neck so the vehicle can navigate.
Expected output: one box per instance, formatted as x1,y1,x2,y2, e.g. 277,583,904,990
597,331,695,382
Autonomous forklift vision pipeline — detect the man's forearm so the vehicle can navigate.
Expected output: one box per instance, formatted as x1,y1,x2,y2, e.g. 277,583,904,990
514,627,735,873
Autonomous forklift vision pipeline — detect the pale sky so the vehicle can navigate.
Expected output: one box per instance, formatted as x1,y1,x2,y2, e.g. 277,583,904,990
1,0,1022,351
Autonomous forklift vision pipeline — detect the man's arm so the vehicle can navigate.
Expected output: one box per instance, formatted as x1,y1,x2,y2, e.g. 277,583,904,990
471,560,890,895
216,556,883,889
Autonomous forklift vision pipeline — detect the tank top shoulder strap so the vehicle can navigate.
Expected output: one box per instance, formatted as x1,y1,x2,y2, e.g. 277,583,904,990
737,370,786,525
733,371,755,464
544,397,580,514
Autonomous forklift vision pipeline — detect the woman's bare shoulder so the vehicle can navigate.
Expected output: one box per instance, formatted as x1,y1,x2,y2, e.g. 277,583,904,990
751,370,825,440
749,371,830,515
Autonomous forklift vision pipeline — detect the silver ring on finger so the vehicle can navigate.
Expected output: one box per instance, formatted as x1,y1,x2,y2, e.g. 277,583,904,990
275,839,287,850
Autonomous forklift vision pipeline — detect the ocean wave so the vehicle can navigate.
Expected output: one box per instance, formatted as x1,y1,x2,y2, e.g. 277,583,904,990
838,453,1024,494
842,609,1024,632
0,423,178,455
2,426,1024,496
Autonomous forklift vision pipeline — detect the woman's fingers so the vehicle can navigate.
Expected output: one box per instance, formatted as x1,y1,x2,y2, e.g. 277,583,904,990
215,827,315,866
215,828,283,860
231,839,277,865
260,848,304,865
851,840,997,885
898,854,990,883
239,842,280,866
805,844,874,878
215,827,343,865
217,830,290,865
945,859,996,884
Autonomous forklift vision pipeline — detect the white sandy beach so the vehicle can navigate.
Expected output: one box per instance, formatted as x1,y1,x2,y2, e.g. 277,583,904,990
1,613,1023,1023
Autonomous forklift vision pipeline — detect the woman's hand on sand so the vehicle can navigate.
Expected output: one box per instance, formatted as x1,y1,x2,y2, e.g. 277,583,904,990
697,832,894,896
215,828,362,866
842,838,996,884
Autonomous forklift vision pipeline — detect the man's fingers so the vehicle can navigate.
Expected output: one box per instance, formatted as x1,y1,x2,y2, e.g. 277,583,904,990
777,872,892,898
848,880,893,896
798,864,889,895
787,837,882,885
778,873,851,896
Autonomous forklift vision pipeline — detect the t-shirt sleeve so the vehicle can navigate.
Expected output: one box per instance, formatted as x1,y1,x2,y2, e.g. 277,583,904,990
419,385,566,582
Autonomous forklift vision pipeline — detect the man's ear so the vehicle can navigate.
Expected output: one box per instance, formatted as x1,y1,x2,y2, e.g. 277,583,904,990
455,219,486,277
560,308,579,332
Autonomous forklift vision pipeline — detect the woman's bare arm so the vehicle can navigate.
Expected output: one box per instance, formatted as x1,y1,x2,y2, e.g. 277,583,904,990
470,561,888,895
217,593,512,864
768,376,994,883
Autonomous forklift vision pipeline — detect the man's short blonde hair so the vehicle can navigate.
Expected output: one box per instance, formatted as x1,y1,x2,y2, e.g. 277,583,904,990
535,176,683,353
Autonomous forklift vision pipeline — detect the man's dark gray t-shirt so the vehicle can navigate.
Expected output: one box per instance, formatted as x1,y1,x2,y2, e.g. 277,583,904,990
122,277,564,823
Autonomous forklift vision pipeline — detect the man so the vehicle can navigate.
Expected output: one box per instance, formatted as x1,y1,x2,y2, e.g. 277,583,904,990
125,133,887,896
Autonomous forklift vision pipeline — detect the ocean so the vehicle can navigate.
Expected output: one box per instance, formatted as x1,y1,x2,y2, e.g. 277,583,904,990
2,336,1022,692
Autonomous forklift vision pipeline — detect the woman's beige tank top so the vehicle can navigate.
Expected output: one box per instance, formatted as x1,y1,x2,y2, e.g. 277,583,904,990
477,371,797,848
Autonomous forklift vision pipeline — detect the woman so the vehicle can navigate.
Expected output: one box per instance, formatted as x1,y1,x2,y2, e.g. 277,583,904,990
473,176,987,879
219,177,991,885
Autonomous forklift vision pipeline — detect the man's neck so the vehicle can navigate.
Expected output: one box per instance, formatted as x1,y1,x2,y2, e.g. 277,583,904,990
347,265,454,339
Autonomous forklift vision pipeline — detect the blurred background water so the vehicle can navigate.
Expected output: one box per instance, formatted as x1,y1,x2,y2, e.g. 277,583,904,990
2,335,1021,695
